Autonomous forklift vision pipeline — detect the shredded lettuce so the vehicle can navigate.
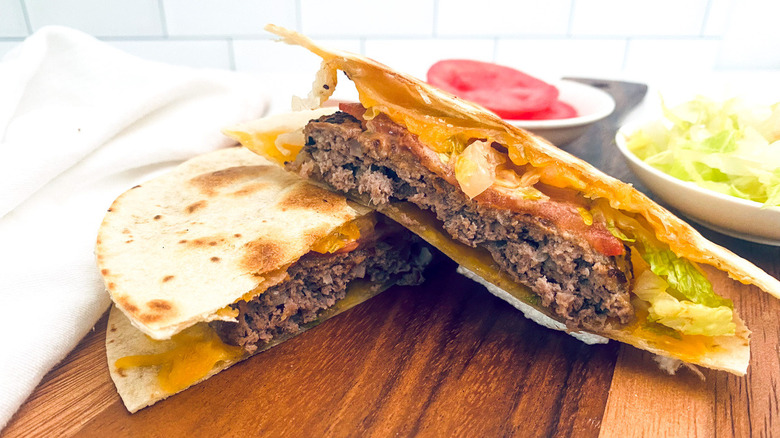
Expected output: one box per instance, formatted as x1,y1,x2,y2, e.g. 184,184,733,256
588,198,735,336
640,244,733,309
633,271,736,336
627,96,780,207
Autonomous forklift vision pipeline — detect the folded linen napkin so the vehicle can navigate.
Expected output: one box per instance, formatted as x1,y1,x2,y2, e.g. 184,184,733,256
0,26,269,429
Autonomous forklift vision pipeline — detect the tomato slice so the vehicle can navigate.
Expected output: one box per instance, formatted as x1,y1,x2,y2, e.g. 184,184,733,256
427,59,559,119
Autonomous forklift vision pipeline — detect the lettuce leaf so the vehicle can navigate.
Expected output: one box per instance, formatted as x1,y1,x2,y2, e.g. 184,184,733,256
640,241,733,309
590,199,734,336
632,271,735,336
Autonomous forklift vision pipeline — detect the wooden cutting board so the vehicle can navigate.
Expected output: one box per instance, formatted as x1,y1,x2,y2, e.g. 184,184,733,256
4,81,779,437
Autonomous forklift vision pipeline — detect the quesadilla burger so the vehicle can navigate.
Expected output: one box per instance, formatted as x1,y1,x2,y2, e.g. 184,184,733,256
96,145,431,412
224,25,780,376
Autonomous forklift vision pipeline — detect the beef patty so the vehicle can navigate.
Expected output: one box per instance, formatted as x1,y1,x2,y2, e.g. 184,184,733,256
289,110,634,331
211,223,429,352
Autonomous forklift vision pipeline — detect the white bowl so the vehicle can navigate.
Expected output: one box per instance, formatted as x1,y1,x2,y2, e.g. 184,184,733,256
616,122,780,246
507,80,616,145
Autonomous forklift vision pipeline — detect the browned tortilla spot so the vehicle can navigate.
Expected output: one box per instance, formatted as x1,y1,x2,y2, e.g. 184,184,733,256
234,233,242,238
107,282,117,291
179,239,188,244
187,236,226,247
101,269,110,275
131,185,141,189
116,368,126,377
131,300,177,324
122,229,131,235
147,299,172,311
279,182,347,213
110,324,117,332
189,165,271,195
153,215,162,220
162,275,175,283
125,239,133,244
230,182,268,198
211,256,221,262
185,200,208,214
242,239,284,274
117,296,138,313
139,313,164,323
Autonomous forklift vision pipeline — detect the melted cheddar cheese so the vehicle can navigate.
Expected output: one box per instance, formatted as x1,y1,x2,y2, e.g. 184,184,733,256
311,213,376,254
626,311,714,363
115,324,244,394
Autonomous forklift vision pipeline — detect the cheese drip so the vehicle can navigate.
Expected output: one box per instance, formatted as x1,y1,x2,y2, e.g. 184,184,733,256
115,324,244,394
222,107,337,166
311,214,376,254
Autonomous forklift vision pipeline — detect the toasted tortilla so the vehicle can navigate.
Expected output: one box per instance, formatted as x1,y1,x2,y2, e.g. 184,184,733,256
106,277,391,412
380,202,750,374
99,143,412,412
262,24,780,300
222,25,780,375
96,136,369,341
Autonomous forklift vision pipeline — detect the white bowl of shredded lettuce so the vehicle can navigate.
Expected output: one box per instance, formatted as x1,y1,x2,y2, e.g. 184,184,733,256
616,96,780,245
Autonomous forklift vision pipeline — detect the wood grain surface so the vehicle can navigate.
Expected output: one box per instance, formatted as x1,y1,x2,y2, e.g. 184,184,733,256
3,80,779,437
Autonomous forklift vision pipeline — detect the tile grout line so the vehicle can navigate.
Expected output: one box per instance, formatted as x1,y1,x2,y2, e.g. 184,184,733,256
227,37,236,71
621,38,630,71
567,0,576,37
157,0,168,37
295,0,302,31
700,0,714,36
20,0,32,34
432,0,439,37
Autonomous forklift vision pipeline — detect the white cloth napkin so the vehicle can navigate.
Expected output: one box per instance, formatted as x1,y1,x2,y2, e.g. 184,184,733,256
0,26,269,429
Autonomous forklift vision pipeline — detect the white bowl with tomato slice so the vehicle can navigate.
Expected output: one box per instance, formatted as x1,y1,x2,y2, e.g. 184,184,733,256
507,80,616,145
427,60,615,145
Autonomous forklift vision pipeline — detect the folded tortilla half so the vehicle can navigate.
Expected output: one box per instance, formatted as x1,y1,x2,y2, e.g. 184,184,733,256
225,25,780,376
97,146,430,412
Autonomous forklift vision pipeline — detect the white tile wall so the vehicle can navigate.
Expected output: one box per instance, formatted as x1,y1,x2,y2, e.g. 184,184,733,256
571,0,710,36
716,0,780,69
572,0,708,37
702,0,732,37
437,0,571,36
25,0,164,37
163,0,295,37
108,40,233,70
233,38,361,74
495,38,627,79
364,38,495,79
0,0,27,37
624,39,721,78
300,0,434,37
1,0,778,77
